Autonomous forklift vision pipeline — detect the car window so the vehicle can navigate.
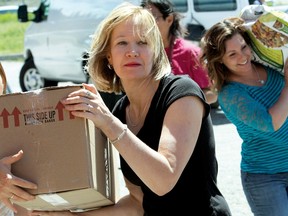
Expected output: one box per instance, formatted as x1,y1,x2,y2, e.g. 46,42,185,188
171,0,188,12
194,0,237,12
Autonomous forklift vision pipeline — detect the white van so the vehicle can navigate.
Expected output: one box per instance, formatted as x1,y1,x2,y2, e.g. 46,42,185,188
18,0,253,93
174,0,251,41
18,0,139,91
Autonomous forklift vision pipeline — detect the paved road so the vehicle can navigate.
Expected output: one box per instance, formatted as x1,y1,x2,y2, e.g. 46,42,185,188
211,109,252,216
1,60,253,216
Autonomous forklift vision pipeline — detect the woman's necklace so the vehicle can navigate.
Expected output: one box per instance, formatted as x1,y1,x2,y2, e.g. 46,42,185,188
253,64,265,85
127,102,150,127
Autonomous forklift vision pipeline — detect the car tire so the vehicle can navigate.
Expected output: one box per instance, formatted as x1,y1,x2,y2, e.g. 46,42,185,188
19,58,58,92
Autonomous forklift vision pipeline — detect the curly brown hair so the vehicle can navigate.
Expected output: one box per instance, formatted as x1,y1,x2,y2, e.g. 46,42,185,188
199,17,250,92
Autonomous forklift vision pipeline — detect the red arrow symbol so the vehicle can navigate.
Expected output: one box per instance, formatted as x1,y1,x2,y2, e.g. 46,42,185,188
11,107,21,127
55,101,75,121
69,111,75,119
0,107,21,128
55,102,65,121
0,108,10,128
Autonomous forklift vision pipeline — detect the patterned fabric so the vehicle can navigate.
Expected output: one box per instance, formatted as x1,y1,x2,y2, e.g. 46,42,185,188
219,67,288,174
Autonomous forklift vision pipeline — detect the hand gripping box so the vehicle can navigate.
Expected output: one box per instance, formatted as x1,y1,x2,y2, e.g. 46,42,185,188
0,85,120,212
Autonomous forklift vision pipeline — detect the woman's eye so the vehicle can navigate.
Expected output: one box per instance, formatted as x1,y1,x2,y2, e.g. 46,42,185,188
138,41,147,45
117,41,127,45
228,53,235,58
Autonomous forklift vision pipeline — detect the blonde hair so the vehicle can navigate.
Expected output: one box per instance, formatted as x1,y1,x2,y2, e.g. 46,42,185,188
87,2,170,93
0,62,7,94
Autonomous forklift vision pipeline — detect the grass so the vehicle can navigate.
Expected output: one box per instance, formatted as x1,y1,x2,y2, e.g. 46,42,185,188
0,13,30,55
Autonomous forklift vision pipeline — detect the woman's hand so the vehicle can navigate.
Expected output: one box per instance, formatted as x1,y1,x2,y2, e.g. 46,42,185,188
0,150,37,213
61,83,114,131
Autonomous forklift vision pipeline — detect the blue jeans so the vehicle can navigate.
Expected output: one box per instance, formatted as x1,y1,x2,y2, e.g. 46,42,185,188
241,171,288,216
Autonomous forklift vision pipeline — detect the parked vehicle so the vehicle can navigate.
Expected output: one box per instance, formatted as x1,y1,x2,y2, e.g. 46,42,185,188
175,0,251,41
17,0,255,94
17,0,135,92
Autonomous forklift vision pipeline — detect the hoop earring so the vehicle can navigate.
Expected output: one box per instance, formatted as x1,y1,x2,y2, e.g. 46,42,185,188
108,64,113,70
112,74,116,85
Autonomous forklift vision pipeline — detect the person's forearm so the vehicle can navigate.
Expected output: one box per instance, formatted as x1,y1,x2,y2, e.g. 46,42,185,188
269,86,288,130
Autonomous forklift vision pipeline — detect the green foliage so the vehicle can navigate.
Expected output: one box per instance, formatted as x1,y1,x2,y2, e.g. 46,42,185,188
0,13,30,55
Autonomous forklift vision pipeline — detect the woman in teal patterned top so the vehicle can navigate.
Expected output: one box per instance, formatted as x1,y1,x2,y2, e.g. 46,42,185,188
200,17,288,216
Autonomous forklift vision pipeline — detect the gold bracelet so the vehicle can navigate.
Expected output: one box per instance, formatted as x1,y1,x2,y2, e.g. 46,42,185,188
110,124,127,145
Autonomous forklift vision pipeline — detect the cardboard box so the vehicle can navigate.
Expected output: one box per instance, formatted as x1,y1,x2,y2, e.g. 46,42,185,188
0,85,119,212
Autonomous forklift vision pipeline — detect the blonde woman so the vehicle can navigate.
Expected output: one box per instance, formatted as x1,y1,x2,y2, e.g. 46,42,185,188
30,3,230,215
